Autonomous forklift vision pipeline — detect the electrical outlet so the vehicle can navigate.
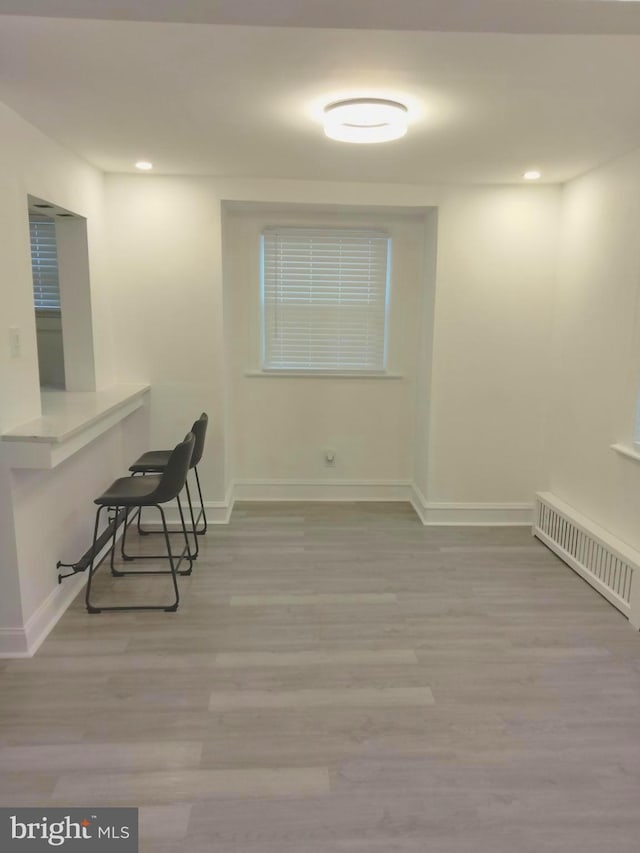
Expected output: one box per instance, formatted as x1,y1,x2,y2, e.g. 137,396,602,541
9,327,21,359
324,449,336,466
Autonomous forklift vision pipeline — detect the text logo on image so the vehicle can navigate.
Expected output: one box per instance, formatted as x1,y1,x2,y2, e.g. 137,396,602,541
0,809,138,850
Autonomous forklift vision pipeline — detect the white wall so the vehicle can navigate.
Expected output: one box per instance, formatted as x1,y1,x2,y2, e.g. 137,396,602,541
0,102,146,654
35,314,65,389
104,176,229,505
0,456,23,634
57,216,97,391
548,147,640,549
426,187,560,506
413,211,439,498
0,101,112,432
224,204,429,486
106,175,561,513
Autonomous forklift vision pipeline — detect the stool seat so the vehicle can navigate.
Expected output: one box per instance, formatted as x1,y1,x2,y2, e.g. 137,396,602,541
129,450,171,473
129,414,207,474
95,474,163,507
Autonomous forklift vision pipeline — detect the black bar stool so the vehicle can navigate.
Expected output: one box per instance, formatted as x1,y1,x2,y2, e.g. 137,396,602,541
128,413,208,561
85,433,195,613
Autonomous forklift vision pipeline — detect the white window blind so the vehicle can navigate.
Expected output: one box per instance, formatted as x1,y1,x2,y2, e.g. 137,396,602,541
29,216,61,311
261,227,391,371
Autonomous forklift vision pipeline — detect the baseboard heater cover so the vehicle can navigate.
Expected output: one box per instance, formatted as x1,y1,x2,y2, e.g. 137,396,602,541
534,492,640,628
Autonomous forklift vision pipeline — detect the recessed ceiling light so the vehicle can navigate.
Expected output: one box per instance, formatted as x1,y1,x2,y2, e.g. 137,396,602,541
323,98,408,144
135,161,153,171
523,170,542,181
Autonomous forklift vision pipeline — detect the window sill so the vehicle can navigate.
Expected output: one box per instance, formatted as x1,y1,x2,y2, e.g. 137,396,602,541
1,384,149,469
610,443,640,464
244,370,404,379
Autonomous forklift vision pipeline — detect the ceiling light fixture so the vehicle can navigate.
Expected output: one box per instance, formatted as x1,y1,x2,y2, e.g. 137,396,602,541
135,160,153,171
523,170,542,181
323,98,409,144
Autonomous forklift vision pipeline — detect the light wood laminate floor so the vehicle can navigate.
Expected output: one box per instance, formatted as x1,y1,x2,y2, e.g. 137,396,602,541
1,502,639,852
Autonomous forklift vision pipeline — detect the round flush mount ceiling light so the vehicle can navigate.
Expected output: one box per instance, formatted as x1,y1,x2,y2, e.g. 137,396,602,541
523,170,542,181
323,98,409,144
135,160,153,171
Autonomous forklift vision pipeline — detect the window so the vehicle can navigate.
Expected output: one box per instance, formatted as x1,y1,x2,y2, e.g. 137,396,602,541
27,196,96,392
261,226,391,372
29,215,61,312
29,212,65,388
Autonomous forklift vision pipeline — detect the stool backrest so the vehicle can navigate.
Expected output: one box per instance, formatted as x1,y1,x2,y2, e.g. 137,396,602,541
151,432,195,504
190,412,208,468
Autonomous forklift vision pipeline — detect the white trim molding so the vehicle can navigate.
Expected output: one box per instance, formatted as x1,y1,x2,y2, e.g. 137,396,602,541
411,484,533,526
244,370,404,379
233,479,413,502
0,573,87,658
156,480,534,526
142,482,236,530
611,443,640,464
0,517,127,658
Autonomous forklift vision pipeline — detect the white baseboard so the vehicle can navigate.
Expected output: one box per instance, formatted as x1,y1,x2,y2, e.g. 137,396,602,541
233,479,413,502
0,628,29,657
0,519,124,659
148,481,534,528
409,484,430,524
0,573,87,658
410,484,533,526
141,482,235,530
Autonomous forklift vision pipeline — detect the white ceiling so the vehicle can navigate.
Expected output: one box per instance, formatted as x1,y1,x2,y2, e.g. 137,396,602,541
1,2,640,184
2,1,640,34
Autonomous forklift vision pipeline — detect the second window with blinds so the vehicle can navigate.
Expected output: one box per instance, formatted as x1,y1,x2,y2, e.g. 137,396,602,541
261,226,391,373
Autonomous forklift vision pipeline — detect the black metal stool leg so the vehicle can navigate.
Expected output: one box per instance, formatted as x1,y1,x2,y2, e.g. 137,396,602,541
136,472,148,537
108,495,193,577
158,504,180,611
86,505,106,614
121,502,196,567
193,466,207,534
120,505,140,563
176,494,193,576
113,507,131,573
87,504,180,612
184,479,199,559
124,472,197,566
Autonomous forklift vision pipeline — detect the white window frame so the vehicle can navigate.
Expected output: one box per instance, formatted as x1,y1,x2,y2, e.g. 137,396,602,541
260,226,392,375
